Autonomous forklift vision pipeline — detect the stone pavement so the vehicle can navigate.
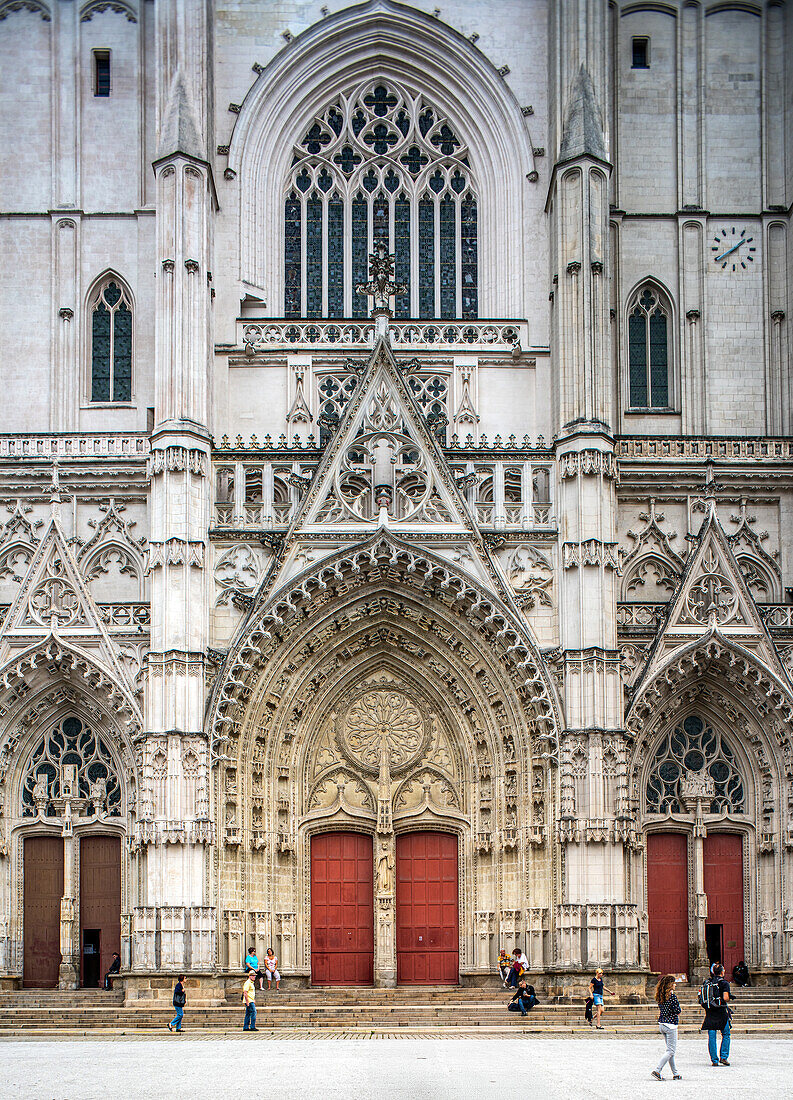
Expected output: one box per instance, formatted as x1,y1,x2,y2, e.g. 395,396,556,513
0,1036,789,1100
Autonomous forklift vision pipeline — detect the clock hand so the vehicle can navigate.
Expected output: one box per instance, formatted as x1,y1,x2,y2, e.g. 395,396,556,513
715,241,742,262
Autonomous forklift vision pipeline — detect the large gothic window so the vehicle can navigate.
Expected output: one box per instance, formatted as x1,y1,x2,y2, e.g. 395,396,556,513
645,715,745,815
284,82,478,320
89,278,132,402
627,285,671,409
21,716,122,817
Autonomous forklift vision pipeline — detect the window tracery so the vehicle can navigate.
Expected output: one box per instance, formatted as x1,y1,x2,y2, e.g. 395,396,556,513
645,715,745,815
21,715,122,817
627,284,671,409
89,277,132,402
285,81,478,320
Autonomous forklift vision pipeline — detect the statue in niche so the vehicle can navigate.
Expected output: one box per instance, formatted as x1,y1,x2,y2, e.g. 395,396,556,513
377,843,394,895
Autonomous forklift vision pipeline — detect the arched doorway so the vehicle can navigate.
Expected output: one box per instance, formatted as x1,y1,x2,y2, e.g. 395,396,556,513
703,832,744,974
310,832,374,985
396,831,458,984
23,836,63,988
79,835,121,988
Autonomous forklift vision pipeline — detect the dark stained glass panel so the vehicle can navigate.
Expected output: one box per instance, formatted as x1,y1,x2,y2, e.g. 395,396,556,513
306,197,323,317
440,196,456,319
628,309,648,407
419,199,434,319
395,198,410,319
91,304,111,402
284,195,301,316
112,303,132,401
352,198,368,319
461,198,477,318
327,200,344,318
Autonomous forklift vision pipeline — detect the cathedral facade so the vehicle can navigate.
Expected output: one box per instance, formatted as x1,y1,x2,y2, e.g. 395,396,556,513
0,0,792,993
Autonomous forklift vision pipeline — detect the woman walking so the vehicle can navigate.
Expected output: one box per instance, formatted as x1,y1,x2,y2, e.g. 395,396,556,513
651,974,682,1081
168,974,186,1033
589,968,614,1029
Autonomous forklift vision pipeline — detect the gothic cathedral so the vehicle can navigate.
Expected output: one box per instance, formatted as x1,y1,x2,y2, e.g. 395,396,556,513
0,0,791,994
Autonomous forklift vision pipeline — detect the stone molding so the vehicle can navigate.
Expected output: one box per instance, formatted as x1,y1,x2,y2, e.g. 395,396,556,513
149,446,208,478
559,449,618,481
145,538,205,572
562,539,621,571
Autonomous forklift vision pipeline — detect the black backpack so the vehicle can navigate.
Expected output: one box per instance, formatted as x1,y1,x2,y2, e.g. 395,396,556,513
698,978,722,1010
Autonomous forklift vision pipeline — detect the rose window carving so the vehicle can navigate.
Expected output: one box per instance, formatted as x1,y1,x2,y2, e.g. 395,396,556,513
645,715,745,815
684,548,739,625
28,557,82,626
341,688,427,773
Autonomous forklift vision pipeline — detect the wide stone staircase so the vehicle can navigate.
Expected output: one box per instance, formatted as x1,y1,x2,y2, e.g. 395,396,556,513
0,984,791,1037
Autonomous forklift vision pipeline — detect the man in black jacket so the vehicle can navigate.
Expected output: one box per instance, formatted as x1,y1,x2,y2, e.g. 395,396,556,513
700,964,731,1066
508,979,537,1017
103,953,121,990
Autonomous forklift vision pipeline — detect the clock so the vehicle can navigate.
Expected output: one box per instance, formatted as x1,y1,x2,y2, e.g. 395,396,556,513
711,227,756,271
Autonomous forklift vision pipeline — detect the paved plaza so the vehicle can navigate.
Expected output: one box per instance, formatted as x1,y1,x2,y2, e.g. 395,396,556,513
0,1036,788,1100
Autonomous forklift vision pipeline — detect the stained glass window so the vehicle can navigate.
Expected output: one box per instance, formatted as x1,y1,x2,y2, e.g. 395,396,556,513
22,716,121,818
90,278,133,402
645,715,745,815
284,80,478,319
627,285,670,408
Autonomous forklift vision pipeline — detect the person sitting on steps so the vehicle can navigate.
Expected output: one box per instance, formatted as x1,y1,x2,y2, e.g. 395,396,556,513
507,979,537,1017
103,953,120,991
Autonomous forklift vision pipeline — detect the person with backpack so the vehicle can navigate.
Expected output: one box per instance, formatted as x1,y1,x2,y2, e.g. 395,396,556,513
167,975,186,1033
699,962,732,1066
651,974,682,1081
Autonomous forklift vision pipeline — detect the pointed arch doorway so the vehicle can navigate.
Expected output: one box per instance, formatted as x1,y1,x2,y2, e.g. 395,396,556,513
396,831,459,984
310,832,374,985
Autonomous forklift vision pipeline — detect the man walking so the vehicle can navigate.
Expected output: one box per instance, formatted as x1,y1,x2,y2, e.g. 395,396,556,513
700,963,731,1066
242,968,258,1032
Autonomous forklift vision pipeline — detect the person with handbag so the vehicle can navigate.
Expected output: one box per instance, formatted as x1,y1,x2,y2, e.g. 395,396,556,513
168,975,186,1033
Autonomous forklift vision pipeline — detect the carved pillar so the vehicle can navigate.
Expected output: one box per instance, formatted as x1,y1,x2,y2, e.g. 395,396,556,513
58,823,78,989
375,836,396,987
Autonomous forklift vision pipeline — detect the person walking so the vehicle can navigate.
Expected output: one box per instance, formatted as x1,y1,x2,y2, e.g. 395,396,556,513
651,974,682,1081
589,968,614,1029
264,947,281,991
167,975,186,1033
700,962,731,1066
242,968,258,1031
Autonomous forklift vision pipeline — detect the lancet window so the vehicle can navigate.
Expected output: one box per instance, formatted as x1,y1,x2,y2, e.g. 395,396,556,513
645,715,745,815
627,284,670,409
21,716,122,817
89,278,132,402
284,81,478,320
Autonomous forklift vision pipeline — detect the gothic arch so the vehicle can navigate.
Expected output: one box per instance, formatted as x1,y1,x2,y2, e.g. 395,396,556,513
84,270,135,404
623,276,677,412
227,0,538,316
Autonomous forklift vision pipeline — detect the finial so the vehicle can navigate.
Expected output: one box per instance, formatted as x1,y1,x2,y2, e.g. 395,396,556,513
356,242,406,341
49,458,62,522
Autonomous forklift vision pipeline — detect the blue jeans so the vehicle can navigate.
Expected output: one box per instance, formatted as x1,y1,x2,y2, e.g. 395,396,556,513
169,1005,183,1030
506,970,519,988
708,1018,730,1063
243,1002,257,1030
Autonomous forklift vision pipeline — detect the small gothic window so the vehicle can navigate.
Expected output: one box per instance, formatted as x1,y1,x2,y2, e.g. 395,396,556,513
284,81,478,320
21,716,122,818
90,278,132,402
94,50,111,97
627,285,670,409
645,715,745,815
632,38,650,69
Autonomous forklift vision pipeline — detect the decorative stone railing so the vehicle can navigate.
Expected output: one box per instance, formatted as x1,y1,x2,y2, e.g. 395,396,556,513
232,318,529,353
762,605,793,629
616,602,667,630
98,604,151,629
618,437,793,461
0,433,150,459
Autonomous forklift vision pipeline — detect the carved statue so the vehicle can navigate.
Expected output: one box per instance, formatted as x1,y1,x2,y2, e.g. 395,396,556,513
377,843,394,894
88,777,107,814
356,242,407,313
32,771,49,812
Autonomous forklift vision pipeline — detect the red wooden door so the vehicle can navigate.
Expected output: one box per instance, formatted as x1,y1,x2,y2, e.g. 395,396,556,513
80,836,121,987
647,832,689,976
396,831,458,985
24,836,64,988
704,832,744,975
311,832,373,985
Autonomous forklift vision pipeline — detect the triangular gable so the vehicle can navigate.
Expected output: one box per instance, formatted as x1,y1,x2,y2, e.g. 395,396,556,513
287,337,476,536
0,517,133,689
636,502,787,685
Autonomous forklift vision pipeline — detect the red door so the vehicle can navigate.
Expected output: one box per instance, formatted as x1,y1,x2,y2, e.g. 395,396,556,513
396,831,458,985
704,832,744,975
311,832,373,985
647,832,689,976
24,836,64,988
80,836,121,988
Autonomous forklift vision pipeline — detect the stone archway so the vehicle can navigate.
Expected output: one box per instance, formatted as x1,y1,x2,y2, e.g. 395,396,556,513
626,637,793,979
210,535,560,984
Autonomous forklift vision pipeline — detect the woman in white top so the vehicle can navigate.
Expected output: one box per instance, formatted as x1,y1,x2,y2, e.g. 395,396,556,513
264,947,281,991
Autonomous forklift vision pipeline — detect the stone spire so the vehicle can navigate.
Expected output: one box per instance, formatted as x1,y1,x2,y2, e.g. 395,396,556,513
559,65,608,164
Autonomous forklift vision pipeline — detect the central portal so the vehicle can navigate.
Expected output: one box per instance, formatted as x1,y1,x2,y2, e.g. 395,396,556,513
310,832,374,985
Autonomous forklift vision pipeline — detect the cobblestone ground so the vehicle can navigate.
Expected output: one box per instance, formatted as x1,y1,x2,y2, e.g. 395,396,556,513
0,1036,789,1100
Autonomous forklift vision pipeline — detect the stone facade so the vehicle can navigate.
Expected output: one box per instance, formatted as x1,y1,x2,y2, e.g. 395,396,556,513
0,0,791,992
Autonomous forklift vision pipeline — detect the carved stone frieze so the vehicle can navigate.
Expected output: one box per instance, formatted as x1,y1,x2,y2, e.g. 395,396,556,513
146,539,205,572
149,446,208,478
562,539,621,572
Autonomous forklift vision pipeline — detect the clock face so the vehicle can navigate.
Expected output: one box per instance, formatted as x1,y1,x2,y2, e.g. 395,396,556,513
711,227,756,271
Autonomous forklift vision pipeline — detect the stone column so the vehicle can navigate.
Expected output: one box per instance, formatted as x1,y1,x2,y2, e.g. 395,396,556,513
139,0,216,969
375,837,396,987
58,827,78,990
